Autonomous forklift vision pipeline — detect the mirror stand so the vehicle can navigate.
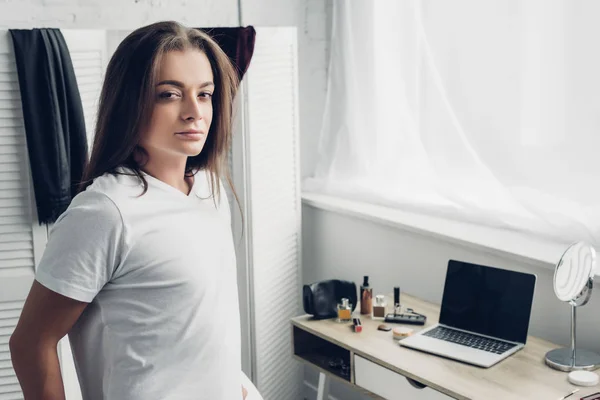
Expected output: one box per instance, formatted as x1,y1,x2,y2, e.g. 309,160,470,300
546,304,600,371
546,242,600,372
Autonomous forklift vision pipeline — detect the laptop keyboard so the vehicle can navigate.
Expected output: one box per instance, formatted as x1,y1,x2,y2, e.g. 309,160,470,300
424,326,517,355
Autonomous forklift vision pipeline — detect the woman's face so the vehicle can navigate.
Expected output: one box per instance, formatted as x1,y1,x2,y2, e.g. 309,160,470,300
140,49,215,164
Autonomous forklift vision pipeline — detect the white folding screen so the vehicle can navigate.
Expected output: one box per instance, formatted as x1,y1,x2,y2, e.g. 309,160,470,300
0,31,48,400
232,27,303,400
0,29,107,400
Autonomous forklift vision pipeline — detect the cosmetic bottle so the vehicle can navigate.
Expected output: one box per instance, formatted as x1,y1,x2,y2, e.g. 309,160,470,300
393,286,401,315
337,298,352,322
360,276,373,315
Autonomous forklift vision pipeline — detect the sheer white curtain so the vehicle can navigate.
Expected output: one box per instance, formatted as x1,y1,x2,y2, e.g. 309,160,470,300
305,0,600,247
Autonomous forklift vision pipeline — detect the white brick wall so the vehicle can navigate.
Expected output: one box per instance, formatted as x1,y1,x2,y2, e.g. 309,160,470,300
0,0,238,28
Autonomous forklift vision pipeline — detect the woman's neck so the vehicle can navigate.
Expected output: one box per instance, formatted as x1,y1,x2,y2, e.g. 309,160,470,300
141,158,192,195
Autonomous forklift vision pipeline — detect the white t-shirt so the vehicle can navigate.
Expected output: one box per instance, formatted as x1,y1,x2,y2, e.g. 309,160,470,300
35,168,242,400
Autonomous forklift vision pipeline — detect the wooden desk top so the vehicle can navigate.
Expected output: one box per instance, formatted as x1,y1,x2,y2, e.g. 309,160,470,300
291,294,600,400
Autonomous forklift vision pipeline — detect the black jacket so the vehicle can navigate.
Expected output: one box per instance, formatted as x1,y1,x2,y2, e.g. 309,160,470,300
10,28,88,224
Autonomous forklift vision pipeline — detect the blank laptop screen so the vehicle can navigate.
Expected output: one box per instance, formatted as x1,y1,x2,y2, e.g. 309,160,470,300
439,260,536,344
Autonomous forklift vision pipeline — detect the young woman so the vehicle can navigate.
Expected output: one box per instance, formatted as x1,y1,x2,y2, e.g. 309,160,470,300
10,21,248,399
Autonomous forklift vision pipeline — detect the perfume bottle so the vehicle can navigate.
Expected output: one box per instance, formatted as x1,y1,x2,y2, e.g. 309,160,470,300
372,295,386,319
360,276,373,315
337,298,352,322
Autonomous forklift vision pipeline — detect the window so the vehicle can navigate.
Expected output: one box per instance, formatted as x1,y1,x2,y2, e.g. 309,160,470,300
306,0,600,248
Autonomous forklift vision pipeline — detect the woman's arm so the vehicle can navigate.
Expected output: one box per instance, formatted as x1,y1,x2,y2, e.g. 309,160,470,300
9,281,88,400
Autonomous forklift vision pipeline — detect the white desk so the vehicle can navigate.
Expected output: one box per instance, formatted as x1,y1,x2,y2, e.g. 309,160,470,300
291,294,600,400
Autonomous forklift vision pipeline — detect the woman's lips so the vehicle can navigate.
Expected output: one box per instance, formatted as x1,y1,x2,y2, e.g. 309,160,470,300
176,131,205,140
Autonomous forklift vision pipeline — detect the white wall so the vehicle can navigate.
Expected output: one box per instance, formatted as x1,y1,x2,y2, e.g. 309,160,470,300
302,204,600,400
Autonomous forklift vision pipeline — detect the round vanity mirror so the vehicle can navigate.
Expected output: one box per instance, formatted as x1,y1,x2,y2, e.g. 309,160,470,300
545,242,600,371
554,242,595,306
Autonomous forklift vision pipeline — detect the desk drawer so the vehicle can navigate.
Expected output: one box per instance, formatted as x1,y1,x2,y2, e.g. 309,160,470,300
354,355,451,400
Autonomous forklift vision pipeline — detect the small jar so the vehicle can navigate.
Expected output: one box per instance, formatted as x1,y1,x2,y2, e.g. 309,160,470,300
337,298,352,322
372,295,386,319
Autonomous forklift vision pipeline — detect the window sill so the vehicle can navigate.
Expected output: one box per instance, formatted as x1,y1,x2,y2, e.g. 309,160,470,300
301,192,571,274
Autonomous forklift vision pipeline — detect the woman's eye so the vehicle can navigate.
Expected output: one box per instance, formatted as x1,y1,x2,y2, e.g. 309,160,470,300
158,92,180,99
199,92,213,99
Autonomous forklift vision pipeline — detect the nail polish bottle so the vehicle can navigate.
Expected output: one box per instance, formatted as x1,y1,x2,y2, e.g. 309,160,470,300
337,298,352,322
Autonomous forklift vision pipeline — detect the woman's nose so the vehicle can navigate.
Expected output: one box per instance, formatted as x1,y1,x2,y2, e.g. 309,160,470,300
180,97,203,121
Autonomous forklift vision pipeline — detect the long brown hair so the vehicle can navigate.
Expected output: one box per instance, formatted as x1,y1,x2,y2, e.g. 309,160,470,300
79,21,239,205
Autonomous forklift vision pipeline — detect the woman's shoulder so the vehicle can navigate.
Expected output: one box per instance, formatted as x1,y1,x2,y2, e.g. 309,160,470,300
80,167,145,204
69,168,141,217
55,188,123,235
87,167,141,195
48,177,130,267
56,169,141,236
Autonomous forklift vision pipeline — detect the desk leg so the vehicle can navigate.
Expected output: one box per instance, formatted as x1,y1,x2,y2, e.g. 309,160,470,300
316,372,329,400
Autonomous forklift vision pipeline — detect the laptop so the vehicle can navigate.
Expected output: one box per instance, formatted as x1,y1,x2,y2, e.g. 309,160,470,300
400,260,536,368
